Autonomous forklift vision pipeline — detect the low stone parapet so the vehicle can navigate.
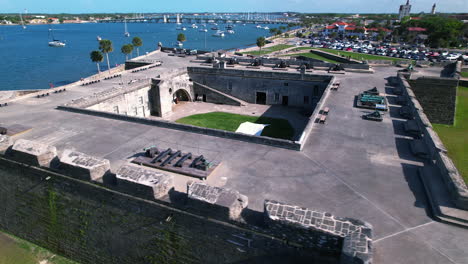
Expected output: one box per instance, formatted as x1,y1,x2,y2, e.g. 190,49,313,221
398,73,468,211
435,152,468,210
10,139,57,167
58,149,111,182
115,165,173,200
264,200,372,264
187,181,248,221
0,135,12,155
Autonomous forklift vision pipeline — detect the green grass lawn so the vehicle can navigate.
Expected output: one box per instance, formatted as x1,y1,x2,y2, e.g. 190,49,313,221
176,112,294,140
285,52,341,64
0,231,76,264
289,47,313,53
242,44,293,56
315,48,409,62
461,71,468,78
433,86,468,184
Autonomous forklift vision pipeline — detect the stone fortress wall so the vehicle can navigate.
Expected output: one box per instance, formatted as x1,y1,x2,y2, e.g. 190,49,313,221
58,67,335,151
397,73,468,210
0,136,373,264
408,76,458,125
64,80,153,118
187,66,332,107
151,69,193,117
195,54,373,73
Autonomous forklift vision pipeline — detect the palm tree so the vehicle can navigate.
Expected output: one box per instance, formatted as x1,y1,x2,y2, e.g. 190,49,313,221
90,50,104,73
121,44,133,61
99,39,113,73
177,33,186,43
256,36,266,55
132,37,143,57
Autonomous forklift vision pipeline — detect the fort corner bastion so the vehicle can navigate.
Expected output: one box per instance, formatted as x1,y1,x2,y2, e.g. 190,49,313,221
0,135,372,264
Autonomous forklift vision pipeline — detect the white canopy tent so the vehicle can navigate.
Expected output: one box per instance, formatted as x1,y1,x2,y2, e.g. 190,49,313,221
235,122,269,136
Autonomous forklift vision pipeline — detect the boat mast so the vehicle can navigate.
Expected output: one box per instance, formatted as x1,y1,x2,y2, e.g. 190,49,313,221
19,11,26,29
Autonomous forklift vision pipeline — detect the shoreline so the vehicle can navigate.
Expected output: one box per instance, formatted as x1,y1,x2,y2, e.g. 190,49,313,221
0,26,300,95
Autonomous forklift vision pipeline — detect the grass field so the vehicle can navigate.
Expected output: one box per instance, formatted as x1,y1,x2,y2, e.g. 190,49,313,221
433,86,468,184
315,48,409,62
286,52,341,64
242,44,293,56
461,71,468,78
289,47,313,52
0,231,76,264
176,112,294,140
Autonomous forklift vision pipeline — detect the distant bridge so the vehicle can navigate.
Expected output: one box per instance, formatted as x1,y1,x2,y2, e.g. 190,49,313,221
98,15,292,25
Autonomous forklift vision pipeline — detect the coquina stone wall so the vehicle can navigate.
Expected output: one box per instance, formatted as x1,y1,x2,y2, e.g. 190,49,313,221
187,67,331,107
408,76,458,125
398,74,468,210
0,136,373,264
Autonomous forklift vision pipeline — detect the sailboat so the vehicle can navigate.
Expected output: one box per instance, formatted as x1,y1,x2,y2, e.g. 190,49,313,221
19,12,26,29
124,19,130,37
48,27,65,47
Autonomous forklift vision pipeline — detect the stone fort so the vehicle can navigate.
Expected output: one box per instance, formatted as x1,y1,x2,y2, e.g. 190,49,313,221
0,48,467,264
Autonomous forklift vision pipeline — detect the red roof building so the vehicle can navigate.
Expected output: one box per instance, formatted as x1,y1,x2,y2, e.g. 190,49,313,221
408,27,427,32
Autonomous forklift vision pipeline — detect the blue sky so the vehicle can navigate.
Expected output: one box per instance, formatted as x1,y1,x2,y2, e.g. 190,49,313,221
0,0,466,14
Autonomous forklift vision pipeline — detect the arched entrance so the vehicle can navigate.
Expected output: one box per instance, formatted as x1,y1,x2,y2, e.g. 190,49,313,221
173,89,191,104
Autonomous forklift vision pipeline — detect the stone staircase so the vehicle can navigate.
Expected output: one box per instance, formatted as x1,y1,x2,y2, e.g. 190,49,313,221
193,82,248,106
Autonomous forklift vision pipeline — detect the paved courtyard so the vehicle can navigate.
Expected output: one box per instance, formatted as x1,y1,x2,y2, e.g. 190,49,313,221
0,54,467,264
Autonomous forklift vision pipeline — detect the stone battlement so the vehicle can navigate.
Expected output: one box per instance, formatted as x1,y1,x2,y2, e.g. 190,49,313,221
398,74,468,210
0,136,373,264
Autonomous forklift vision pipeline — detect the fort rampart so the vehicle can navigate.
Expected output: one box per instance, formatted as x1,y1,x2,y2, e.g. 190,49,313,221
397,74,468,210
0,136,372,263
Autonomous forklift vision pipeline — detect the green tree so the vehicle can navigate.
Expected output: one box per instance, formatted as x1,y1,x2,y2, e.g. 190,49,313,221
90,50,104,73
132,36,143,57
269,28,278,35
121,44,133,61
377,30,386,41
256,36,266,55
177,33,186,42
99,39,113,73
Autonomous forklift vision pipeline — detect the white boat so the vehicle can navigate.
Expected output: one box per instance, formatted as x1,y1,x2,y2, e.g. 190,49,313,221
97,35,102,41
124,19,130,37
191,24,198,28
256,25,262,28
175,41,183,47
48,28,65,47
199,28,208,32
48,40,66,47
226,29,235,34
182,27,187,31
264,26,270,30
212,30,225,37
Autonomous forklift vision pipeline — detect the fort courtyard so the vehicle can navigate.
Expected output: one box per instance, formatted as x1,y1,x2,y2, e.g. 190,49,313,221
0,49,467,264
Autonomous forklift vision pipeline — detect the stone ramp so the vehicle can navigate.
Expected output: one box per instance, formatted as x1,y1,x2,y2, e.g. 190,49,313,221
418,166,468,228
193,82,248,106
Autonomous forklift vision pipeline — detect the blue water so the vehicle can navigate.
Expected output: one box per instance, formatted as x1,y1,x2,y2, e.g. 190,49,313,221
0,22,278,90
